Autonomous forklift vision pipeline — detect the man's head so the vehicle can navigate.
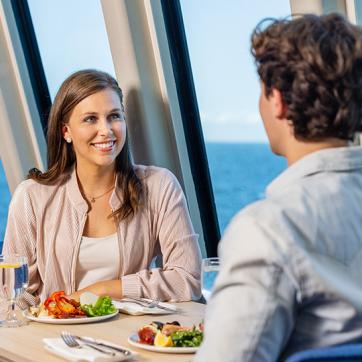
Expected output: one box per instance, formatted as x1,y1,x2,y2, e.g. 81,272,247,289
251,13,362,153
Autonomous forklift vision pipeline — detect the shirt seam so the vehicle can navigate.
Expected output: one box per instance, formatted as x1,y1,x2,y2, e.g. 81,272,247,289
247,265,284,361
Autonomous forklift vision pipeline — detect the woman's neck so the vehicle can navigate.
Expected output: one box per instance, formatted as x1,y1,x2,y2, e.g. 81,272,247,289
76,164,116,196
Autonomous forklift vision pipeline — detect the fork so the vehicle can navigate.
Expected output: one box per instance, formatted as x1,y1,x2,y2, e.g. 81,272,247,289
124,297,178,313
140,299,160,308
61,331,116,356
122,297,176,312
65,332,132,356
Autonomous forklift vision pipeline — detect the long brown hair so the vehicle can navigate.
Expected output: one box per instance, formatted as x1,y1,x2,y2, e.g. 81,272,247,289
28,69,143,220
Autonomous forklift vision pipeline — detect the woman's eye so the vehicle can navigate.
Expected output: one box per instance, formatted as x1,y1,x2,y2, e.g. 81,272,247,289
83,116,96,123
109,113,121,121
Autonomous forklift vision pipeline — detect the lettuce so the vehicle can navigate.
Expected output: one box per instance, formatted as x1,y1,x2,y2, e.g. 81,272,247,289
171,327,203,347
81,296,117,317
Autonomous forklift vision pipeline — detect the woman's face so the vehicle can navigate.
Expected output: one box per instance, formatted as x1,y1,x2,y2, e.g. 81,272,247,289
63,88,126,171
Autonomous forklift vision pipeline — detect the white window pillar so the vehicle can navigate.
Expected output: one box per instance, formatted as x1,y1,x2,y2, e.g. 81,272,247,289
101,0,206,255
0,0,46,193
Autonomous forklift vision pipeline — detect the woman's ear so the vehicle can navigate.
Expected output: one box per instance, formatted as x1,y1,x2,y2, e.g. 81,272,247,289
62,124,71,143
271,88,287,119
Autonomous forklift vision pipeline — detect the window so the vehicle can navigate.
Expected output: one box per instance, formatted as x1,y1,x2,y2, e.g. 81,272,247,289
180,0,290,232
0,0,116,247
27,0,115,99
0,160,11,247
355,1,362,24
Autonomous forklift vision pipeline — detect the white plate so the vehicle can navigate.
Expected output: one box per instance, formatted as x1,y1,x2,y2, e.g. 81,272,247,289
25,310,119,324
127,333,198,354
113,300,177,316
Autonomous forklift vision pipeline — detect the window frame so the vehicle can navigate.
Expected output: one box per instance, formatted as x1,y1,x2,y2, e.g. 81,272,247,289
10,0,51,133
0,0,46,192
160,0,220,256
101,0,220,256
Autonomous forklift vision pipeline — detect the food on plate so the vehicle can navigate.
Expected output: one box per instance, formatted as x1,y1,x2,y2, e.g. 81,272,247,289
199,320,204,332
80,295,117,316
154,331,173,347
29,304,47,317
171,328,203,347
161,321,186,336
138,324,158,345
32,291,87,319
137,320,203,347
29,291,116,319
79,291,99,306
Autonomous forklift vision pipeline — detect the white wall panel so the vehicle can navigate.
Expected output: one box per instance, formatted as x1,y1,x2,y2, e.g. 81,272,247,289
0,0,46,193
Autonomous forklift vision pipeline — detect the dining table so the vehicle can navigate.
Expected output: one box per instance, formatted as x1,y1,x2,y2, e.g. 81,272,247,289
0,301,205,362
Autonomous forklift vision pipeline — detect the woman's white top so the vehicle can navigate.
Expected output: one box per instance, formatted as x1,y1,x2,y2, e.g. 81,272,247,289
75,233,120,290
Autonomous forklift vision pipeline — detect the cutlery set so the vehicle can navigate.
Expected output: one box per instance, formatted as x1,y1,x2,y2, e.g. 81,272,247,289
121,297,177,312
61,331,132,356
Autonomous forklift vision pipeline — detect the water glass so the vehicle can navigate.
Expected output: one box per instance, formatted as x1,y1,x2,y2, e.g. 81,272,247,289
201,257,219,302
0,255,29,327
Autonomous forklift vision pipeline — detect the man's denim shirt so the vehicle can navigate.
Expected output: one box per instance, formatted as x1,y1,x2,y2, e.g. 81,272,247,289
195,146,362,362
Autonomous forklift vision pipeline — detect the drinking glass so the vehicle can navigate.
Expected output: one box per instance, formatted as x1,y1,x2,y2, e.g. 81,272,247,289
201,257,219,302
0,255,29,327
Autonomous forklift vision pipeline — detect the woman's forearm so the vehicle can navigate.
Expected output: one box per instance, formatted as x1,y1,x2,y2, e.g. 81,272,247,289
70,279,122,300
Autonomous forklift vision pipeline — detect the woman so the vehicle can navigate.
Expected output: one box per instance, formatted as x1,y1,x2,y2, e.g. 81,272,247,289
3,69,201,307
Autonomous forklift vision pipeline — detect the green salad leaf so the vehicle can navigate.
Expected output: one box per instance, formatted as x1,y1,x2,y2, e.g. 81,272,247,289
171,327,203,347
81,296,117,317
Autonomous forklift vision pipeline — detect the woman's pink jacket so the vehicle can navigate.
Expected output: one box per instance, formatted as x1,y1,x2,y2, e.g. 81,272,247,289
3,165,202,306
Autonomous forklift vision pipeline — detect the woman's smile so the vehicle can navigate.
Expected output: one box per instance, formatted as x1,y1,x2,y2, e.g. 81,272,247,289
91,140,117,152
63,88,126,170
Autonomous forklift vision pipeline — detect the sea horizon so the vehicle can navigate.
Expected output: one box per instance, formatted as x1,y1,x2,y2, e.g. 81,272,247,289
0,141,286,243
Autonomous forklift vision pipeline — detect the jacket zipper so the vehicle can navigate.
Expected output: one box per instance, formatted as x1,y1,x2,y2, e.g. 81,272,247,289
70,212,88,293
114,209,124,278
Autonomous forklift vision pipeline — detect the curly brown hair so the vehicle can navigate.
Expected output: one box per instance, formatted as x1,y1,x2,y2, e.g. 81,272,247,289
28,69,143,221
251,13,362,140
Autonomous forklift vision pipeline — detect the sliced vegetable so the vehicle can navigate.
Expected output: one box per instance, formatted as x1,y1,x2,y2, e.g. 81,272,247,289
138,325,158,345
154,331,174,347
171,327,203,347
138,320,204,348
81,296,116,316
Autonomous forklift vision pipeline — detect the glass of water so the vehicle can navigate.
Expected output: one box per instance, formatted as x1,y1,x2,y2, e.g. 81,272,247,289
201,257,219,302
0,255,29,327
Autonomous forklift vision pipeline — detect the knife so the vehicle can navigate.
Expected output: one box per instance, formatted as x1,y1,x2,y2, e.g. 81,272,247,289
75,336,132,356
121,297,178,312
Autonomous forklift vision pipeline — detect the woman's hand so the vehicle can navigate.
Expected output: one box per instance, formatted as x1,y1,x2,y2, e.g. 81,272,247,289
69,280,122,301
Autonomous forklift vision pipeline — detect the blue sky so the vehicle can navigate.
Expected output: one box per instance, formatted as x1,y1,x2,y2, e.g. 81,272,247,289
181,0,291,142
28,0,115,97
28,0,290,143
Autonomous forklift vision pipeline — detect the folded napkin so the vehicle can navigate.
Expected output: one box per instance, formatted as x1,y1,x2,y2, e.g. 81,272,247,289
43,338,136,362
112,299,177,316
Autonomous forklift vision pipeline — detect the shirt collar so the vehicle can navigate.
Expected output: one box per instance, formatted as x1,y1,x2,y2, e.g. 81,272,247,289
266,146,362,196
66,167,123,212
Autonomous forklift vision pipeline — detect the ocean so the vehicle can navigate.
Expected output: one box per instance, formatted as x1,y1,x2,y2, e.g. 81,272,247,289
0,142,286,243
0,162,11,244
206,142,286,232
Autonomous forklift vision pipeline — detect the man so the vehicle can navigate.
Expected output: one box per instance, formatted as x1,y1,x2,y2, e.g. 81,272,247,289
195,13,362,362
